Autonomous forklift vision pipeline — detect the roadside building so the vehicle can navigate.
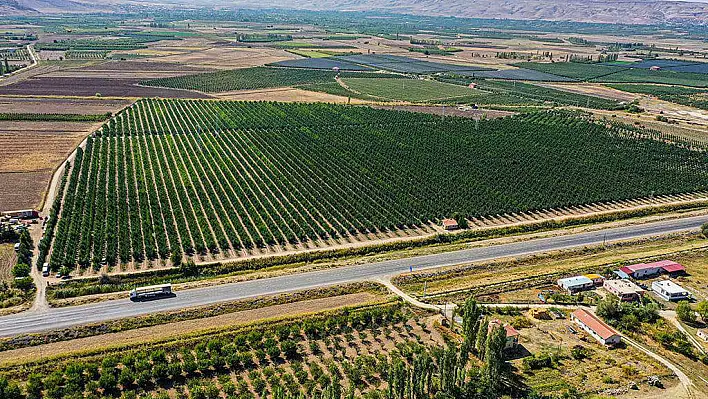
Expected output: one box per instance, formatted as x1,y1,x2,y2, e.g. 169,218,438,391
489,319,520,350
583,274,606,286
571,308,622,346
612,269,630,280
603,279,645,301
651,280,691,301
441,218,459,230
652,260,686,277
557,276,595,294
619,263,663,279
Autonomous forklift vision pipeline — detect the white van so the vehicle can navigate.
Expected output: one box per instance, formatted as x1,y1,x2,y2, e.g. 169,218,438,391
42,263,49,277
13,243,20,252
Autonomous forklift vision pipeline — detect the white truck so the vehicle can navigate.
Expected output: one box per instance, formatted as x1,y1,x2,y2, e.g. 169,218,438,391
129,283,172,301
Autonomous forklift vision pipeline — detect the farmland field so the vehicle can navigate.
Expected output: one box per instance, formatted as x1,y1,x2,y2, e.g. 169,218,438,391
519,62,708,87
44,99,708,270
606,83,708,110
142,67,397,93
340,78,477,102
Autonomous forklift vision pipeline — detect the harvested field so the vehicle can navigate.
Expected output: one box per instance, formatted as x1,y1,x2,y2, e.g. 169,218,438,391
0,97,131,114
0,170,52,210
0,77,211,98
0,292,386,365
146,46,295,69
214,87,368,103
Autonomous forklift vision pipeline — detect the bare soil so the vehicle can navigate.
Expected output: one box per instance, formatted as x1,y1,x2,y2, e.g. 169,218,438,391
0,77,211,98
0,170,53,210
0,96,131,114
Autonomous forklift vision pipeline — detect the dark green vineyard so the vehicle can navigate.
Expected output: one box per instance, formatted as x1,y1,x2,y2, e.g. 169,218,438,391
47,99,708,269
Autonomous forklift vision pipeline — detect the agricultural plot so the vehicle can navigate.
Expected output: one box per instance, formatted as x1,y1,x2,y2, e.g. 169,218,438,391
45,100,708,270
606,83,708,110
590,68,708,87
340,78,477,102
458,68,575,82
64,50,108,60
519,62,708,87
515,62,622,80
270,58,373,71
336,54,489,74
0,48,29,61
142,67,399,93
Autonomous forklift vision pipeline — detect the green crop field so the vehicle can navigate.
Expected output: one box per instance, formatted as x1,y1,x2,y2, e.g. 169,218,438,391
607,83,708,110
592,68,708,87
142,67,396,93
340,78,477,102
515,62,620,80
44,99,708,269
518,62,708,87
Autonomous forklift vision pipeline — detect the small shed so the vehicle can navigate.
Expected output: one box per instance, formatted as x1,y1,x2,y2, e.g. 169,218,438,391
583,274,606,286
557,276,595,294
468,82,478,89
649,66,662,71
441,218,459,230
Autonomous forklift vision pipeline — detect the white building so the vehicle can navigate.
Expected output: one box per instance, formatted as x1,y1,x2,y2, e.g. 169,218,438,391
651,280,691,301
557,276,595,294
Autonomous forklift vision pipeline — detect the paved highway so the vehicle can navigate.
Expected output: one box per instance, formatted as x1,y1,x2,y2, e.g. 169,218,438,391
0,215,705,337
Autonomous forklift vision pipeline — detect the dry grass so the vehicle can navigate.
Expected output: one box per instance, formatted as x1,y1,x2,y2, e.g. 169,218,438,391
214,87,369,103
502,312,678,397
0,292,388,365
0,170,53,210
0,244,16,283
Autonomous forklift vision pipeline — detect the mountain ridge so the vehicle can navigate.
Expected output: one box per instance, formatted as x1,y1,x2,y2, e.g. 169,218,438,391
3,0,708,25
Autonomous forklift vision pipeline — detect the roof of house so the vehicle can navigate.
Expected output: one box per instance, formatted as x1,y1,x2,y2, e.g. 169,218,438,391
558,276,594,287
648,260,685,273
489,319,520,337
613,270,630,279
652,280,689,295
604,279,645,295
584,274,604,280
620,263,662,273
572,309,620,340
441,218,458,226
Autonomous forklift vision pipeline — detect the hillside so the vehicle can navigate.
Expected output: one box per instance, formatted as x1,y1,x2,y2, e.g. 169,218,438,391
3,0,708,24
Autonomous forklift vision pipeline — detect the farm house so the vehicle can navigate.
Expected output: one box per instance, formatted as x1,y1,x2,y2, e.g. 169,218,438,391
652,280,691,301
603,279,645,301
619,263,663,279
557,275,595,294
488,319,520,350
571,309,622,346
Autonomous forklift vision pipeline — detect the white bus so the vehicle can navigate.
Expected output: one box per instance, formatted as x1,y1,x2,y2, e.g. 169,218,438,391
129,283,172,300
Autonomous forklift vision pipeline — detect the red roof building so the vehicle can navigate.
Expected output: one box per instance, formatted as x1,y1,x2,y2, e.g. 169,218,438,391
619,262,662,279
441,218,459,230
649,260,686,275
571,309,621,346
489,319,520,349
